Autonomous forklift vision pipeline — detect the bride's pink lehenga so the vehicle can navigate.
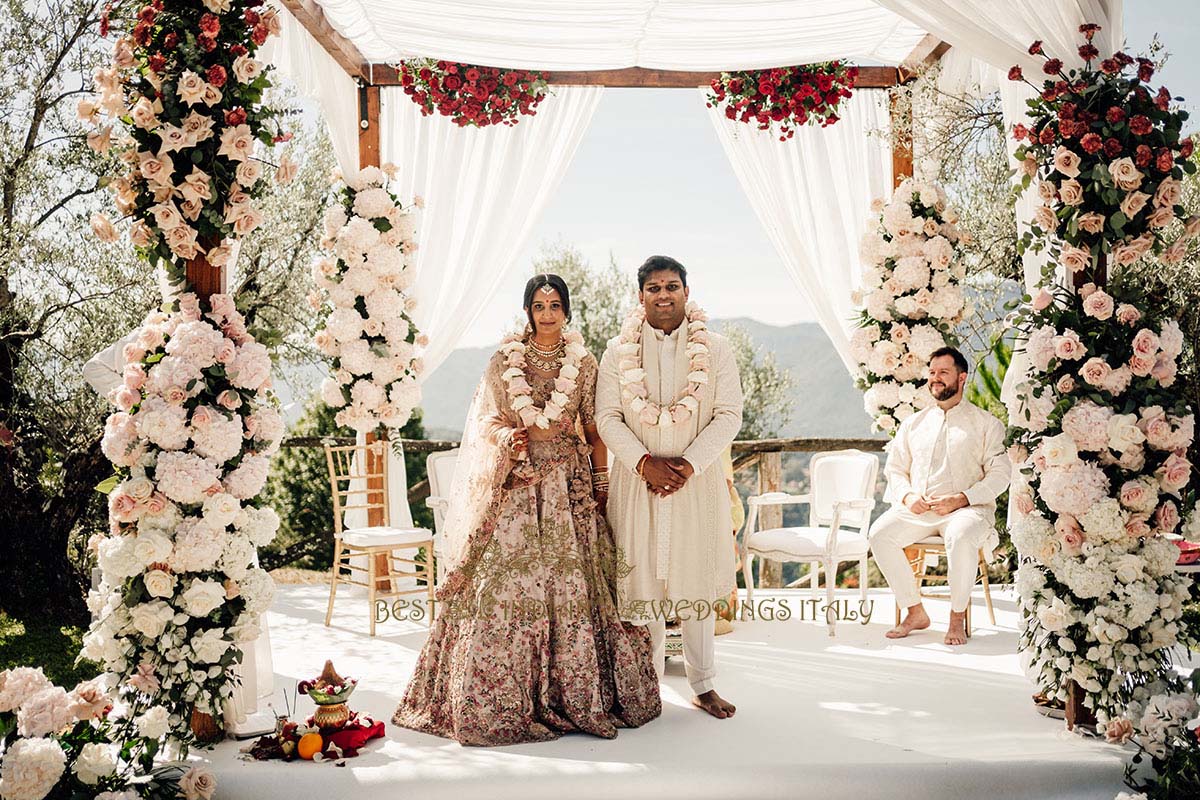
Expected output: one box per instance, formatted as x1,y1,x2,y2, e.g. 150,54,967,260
392,350,661,746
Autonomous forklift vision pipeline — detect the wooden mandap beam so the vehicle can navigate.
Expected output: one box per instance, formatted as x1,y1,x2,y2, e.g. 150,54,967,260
364,64,902,88
280,0,371,82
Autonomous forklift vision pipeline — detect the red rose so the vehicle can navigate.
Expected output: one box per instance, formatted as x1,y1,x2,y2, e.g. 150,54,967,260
1058,102,1077,120
1008,65,1023,81
447,64,459,74
1156,87,1171,111
1156,148,1174,173
1106,106,1126,124
1181,139,1195,158
224,107,247,126
160,31,178,50
1080,132,1102,154
1136,58,1154,82
1103,137,1122,158
1115,52,1134,67
1099,58,1119,74
503,72,518,87
199,13,220,36
137,6,155,23
1043,58,1063,74
1028,40,1043,55
1078,43,1099,61
1038,125,1056,144
1012,123,1029,141
245,9,260,25
419,68,432,80
465,68,480,82
1135,143,1152,167
149,53,166,72
230,44,247,57
251,25,268,45
207,64,227,87
132,20,151,46
1129,115,1152,136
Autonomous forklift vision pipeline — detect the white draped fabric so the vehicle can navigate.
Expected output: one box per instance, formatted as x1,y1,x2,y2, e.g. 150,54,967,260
705,90,892,371
305,0,927,69
261,6,360,177
378,86,604,377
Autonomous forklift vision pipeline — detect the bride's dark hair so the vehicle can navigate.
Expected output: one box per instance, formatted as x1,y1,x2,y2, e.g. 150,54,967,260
523,273,572,332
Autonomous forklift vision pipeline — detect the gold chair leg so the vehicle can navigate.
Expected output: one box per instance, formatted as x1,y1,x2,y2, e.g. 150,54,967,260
425,545,435,625
325,542,342,627
368,552,378,637
979,549,997,626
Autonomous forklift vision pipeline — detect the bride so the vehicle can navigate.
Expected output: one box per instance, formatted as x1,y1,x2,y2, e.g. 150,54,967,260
392,274,661,745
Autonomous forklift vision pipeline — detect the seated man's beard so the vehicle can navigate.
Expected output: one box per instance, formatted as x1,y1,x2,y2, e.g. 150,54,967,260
930,382,957,401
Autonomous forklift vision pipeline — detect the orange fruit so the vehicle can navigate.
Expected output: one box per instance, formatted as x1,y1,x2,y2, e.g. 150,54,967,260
297,732,323,760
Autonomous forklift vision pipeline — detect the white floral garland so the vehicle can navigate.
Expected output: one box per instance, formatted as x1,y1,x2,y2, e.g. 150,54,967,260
313,165,425,433
617,301,710,428
89,292,282,747
852,175,968,434
499,329,587,429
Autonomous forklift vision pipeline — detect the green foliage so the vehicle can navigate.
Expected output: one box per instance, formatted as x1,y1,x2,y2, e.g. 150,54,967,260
0,611,99,688
967,334,1012,424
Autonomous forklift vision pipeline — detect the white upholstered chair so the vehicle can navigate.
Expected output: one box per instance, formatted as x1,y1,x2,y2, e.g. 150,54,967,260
741,449,879,636
425,449,459,587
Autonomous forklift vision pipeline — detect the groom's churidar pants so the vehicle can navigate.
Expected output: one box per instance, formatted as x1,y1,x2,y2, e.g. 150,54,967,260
647,615,715,695
869,506,992,613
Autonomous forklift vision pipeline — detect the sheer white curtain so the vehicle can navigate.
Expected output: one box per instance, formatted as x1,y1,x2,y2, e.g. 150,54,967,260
705,90,891,371
380,86,604,377
262,7,360,177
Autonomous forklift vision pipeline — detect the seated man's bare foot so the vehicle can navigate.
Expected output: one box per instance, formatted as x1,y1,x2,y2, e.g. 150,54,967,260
944,611,968,646
692,690,736,719
885,605,930,639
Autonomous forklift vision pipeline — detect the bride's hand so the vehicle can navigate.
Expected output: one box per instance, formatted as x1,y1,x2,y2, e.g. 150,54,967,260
594,489,608,514
506,428,529,461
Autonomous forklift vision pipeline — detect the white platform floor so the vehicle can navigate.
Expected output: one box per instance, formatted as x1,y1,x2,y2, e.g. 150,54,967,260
207,584,1144,800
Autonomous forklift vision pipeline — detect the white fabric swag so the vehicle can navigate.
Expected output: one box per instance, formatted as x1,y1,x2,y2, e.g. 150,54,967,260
304,0,927,70
379,85,604,378
705,89,892,372
260,8,359,177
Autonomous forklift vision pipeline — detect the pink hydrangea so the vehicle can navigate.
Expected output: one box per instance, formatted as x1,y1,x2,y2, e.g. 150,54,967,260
1061,400,1114,451
228,342,271,391
1038,461,1110,518
224,454,269,499
154,451,220,505
0,667,51,712
165,320,226,367
16,685,73,737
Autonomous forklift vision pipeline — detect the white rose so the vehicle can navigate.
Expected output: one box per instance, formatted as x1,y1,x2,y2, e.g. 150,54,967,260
73,742,117,785
134,705,170,740
129,600,174,638
180,579,226,617
191,628,232,664
143,569,176,599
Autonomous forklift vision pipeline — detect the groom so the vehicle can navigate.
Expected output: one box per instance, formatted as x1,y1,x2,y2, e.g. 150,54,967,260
596,256,743,719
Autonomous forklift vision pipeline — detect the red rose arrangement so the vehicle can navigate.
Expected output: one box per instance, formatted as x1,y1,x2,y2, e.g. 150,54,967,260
398,58,549,127
1009,23,1197,281
706,62,858,141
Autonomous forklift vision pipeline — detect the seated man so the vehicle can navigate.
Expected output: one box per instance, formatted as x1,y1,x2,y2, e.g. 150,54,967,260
870,347,1009,646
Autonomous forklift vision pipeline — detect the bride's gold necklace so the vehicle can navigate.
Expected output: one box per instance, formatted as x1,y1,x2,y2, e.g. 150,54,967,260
526,336,564,371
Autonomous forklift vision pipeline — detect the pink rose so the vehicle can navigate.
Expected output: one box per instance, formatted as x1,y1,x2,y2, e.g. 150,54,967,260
1125,514,1152,538
1059,179,1084,206
190,405,214,427
1157,452,1191,494
123,342,147,364
1155,501,1180,533
639,406,660,426
1119,479,1155,512
113,386,139,411
1116,304,1141,326
162,385,187,405
670,405,691,425
518,407,539,427
1053,330,1086,361
1118,446,1146,472
215,340,236,364
144,492,168,514
1014,491,1035,515
1129,354,1156,377
108,491,138,522
1032,289,1054,311
1059,246,1091,273
1079,357,1111,386
123,364,147,390
1056,375,1077,394
1053,146,1082,177
1152,354,1177,387
553,377,573,393
1119,190,1150,220
1077,212,1105,234
178,293,201,321
1055,514,1085,555
1081,289,1114,320
217,390,242,410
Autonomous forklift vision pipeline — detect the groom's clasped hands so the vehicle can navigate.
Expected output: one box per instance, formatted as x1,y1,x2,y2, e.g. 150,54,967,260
637,455,693,497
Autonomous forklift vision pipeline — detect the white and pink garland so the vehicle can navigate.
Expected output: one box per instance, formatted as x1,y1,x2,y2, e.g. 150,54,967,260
313,165,425,433
616,301,711,428
499,330,587,429
851,176,968,435
90,292,282,747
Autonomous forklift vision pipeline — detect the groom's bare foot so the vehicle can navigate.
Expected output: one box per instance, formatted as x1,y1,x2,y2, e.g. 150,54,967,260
692,690,736,719
886,605,930,639
944,611,968,646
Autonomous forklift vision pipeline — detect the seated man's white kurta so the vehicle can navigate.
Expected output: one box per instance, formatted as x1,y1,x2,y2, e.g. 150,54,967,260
870,347,1010,646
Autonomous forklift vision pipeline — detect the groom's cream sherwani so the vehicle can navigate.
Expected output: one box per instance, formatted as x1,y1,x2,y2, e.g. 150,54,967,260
596,322,742,619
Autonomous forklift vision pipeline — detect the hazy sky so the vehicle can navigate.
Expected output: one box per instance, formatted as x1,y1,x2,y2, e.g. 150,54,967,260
453,2,1200,347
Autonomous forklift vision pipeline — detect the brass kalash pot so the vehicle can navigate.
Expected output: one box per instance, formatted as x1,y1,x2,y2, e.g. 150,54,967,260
298,661,357,729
